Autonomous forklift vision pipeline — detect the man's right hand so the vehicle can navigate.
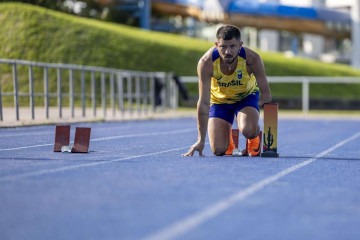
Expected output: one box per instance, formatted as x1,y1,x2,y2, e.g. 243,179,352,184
182,141,205,157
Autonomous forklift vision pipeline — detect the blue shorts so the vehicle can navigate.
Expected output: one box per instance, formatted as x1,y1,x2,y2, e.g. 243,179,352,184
209,91,259,124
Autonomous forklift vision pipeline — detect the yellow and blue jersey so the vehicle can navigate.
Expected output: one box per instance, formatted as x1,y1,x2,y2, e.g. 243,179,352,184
210,47,259,104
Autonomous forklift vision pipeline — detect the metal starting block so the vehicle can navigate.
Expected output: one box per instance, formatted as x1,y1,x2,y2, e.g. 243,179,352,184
54,126,91,153
54,125,70,152
71,127,91,153
232,148,242,156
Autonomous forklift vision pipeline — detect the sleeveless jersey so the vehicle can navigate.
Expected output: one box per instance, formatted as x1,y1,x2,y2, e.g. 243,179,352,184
210,47,258,104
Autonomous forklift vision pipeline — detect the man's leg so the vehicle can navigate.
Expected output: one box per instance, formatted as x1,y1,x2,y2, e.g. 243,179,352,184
237,106,262,156
208,117,232,156
237,106,260,139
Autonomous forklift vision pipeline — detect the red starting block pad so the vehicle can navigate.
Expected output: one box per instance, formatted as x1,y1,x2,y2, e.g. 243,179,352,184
71,127,91,153
54,125,70,152
261,103,279,157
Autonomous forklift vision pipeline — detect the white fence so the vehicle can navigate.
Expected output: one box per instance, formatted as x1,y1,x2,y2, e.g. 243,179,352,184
181,76,360,113
0,59,178,123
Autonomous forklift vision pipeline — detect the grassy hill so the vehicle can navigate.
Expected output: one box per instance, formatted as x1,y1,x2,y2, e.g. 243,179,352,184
0,2,207,75
0,3,360,102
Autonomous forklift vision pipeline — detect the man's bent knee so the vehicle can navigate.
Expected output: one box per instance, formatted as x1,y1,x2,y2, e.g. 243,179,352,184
211,146,227,156
242,126,259,139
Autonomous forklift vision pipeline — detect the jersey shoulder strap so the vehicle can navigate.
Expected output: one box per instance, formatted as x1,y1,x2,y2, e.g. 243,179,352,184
212,47,246,62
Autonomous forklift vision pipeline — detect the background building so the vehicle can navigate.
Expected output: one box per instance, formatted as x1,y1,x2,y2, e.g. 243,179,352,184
97,0,359,68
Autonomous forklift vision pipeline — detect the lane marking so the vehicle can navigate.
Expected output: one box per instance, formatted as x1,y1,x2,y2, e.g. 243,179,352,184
0,131,53,137
143,131,360,240
91,129,194,142
0,128,194,151
0,146,192,182
0,124,150,138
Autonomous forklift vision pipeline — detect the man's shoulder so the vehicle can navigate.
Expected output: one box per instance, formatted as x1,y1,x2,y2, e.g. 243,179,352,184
198,47,215,78
243,47,261,65
199,47,216,65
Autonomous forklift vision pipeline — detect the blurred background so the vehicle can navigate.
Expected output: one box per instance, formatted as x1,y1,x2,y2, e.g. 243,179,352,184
0,0,359,124
8,0,357,67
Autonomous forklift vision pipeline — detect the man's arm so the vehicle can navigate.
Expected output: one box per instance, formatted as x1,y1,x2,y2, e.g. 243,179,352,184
196,57,212,146
182,50,213,156
246,48,272,107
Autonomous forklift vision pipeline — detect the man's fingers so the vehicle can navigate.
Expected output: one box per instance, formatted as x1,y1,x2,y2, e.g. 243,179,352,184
182,147,195,156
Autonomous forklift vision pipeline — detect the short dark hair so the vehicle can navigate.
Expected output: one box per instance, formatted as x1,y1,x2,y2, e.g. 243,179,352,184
216,25,241,41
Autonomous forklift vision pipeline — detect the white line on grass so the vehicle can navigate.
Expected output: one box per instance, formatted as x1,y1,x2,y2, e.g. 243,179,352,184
0,146,192,182
0,128,194,151
142,131,360,240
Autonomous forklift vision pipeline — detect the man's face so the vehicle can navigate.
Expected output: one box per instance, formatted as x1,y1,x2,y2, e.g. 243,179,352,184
215,38,242,64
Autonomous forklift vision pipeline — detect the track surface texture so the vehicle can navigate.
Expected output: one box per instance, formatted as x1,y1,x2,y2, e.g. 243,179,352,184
1,116,360,240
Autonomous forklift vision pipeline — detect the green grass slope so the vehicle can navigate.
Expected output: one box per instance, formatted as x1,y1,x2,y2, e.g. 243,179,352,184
0,3,208,75
0,3,360,100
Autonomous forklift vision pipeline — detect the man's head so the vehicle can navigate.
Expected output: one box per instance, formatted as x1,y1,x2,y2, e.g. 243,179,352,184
216,25,241,41
215,25,243,65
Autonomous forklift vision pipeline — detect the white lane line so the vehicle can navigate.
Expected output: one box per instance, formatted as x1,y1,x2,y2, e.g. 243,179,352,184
143,132,360,240
0,128,194,151
0,144,53,151
91,129,194,141
0,146,191,182
0,131,53,137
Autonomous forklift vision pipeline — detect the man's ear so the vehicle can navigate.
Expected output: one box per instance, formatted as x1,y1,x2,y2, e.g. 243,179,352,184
214,41,219,47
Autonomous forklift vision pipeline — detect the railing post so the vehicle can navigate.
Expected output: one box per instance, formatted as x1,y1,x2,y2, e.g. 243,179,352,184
117,72,124,116
168,72,178,110
150,73,155,112
110,73,115,117
302,78,309,113
29,65,35,120
81,70,86,117
157,72,166,111
101,72,106,118
141,75,148,114
91,71,96,117
135,74,141,115
69,69,75,118
12,63,19,121
127,74,133,115
43,67,49,119
57,68,62,118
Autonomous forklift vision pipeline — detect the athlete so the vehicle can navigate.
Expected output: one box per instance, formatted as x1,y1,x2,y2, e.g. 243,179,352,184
182,25,272,157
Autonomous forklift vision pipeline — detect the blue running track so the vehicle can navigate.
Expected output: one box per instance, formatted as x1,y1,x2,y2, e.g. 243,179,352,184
0,116,360,240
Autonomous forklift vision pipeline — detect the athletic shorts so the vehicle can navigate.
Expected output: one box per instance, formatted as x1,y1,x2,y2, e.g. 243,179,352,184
209,91,259,124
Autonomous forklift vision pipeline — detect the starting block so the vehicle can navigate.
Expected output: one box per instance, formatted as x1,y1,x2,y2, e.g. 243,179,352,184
71,127,91,153
54,125,91,153
54,125,70,152
261,103,279,157
231,103,279,157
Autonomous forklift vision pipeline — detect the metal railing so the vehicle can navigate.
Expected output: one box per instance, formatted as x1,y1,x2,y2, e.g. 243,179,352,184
181,76,360,113
0,59,178,123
